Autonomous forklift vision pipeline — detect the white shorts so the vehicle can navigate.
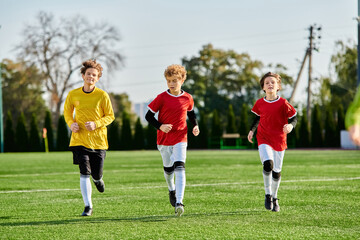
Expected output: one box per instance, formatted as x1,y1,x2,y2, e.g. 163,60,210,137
258,144,285,173
157,142,187,167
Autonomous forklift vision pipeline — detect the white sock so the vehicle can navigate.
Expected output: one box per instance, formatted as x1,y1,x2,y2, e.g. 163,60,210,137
271,177,281,198
175,168,185,204
263,170,271,195
164,171,175,191
80,175,92,208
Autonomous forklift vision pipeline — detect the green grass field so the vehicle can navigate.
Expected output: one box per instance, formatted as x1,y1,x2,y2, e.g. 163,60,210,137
0,150,359,239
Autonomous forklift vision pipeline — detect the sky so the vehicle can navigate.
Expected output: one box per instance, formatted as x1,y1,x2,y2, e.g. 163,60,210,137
0,0,357,105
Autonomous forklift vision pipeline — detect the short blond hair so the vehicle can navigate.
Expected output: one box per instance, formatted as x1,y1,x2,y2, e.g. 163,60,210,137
164,64,187,80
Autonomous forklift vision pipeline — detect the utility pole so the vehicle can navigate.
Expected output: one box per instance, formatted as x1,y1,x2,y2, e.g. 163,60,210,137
289,24,321,123
289,49,308,104
306,24,321,123
307,25,314,123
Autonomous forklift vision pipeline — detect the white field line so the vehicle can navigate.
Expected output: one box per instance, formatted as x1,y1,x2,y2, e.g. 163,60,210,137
1,177,359,194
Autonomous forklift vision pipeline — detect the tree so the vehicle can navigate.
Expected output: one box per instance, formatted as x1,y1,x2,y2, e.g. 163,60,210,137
336,104,345,147
197,111,209,149
1,59,47,123
108,120,121,150
4,111,16,152
238,104,249,136
15,112,29,152
17,11,124,120
44,110,55,151
56,115,69,151
298,108,310,148
324,105,337,148
29,113,42,152
238,103,252,148
210,109,222,148
133,117,145,150
226,104,237,133
311,104,323,147
109,92,138,126
181,44,293,119
328,41,357,110
120,112,133,150
181,44,262,116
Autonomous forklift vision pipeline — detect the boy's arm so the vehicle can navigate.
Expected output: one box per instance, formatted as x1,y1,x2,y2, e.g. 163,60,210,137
93,94,115,128
63,94,75,128
145,110,162,129
249,115,260,132
187,110,198,127
288,116,298,128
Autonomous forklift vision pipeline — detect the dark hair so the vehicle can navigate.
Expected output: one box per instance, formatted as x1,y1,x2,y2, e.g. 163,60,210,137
80,59,103,78
260,72,282,92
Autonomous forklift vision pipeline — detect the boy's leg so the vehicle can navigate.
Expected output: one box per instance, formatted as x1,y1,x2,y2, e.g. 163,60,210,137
259,144,274,195
258,144,274,210
89,150,105,193
271,150,284,212
158,145,176,191
78,151,93,215
172,142,187,205
271,150,284,199
158,145,176,206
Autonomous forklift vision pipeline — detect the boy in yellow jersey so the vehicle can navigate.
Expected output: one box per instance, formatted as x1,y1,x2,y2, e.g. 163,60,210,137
64,59,114,216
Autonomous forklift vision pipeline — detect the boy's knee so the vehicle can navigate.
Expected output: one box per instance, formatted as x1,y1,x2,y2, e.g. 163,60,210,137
174,161,185,170
164,165,175,174
263,160,273,172
272,171,281,180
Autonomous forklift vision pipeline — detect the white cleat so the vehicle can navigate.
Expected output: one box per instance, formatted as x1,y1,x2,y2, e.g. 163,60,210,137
175,203,184,217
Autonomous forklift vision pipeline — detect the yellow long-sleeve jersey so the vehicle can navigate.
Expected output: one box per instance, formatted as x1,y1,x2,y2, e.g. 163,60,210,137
64,87,115,150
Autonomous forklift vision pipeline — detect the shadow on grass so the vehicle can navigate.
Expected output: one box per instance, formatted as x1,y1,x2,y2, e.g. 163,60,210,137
0,210,261,227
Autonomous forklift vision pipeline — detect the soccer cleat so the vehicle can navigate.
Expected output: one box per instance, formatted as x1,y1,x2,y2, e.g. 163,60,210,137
169,190,176,207
272,198,280,212
265,194,273,210
175,203,184,217
81,206,93,216
94,179,105,193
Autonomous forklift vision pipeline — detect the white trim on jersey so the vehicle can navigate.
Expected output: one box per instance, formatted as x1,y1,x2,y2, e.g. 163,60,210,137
289,111,297,119
166,89,185,97
263,96,280,103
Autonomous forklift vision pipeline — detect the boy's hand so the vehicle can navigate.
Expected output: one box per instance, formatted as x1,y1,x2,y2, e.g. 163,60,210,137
160,124,173,133
192,125,200,136
349,124,360,146
85,121,96,131
247,130,254,143
70,122,79,133
283,124,293,134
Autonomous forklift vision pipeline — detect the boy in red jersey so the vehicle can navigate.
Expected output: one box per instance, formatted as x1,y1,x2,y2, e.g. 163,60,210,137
145,64,200,216
247,72,297,212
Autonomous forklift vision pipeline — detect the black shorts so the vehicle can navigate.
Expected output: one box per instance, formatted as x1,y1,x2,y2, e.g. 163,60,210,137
70,146,106,180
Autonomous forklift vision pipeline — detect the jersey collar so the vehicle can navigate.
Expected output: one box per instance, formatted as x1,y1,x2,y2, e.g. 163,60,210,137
166,89,185,97
263,95,280,103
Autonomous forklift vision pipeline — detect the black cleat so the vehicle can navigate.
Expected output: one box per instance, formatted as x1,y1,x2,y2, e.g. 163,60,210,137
169,190,176,207
265,194,273,210
81,206,93,216
175,203,184,217
94,179,105,193
272,198,280,212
